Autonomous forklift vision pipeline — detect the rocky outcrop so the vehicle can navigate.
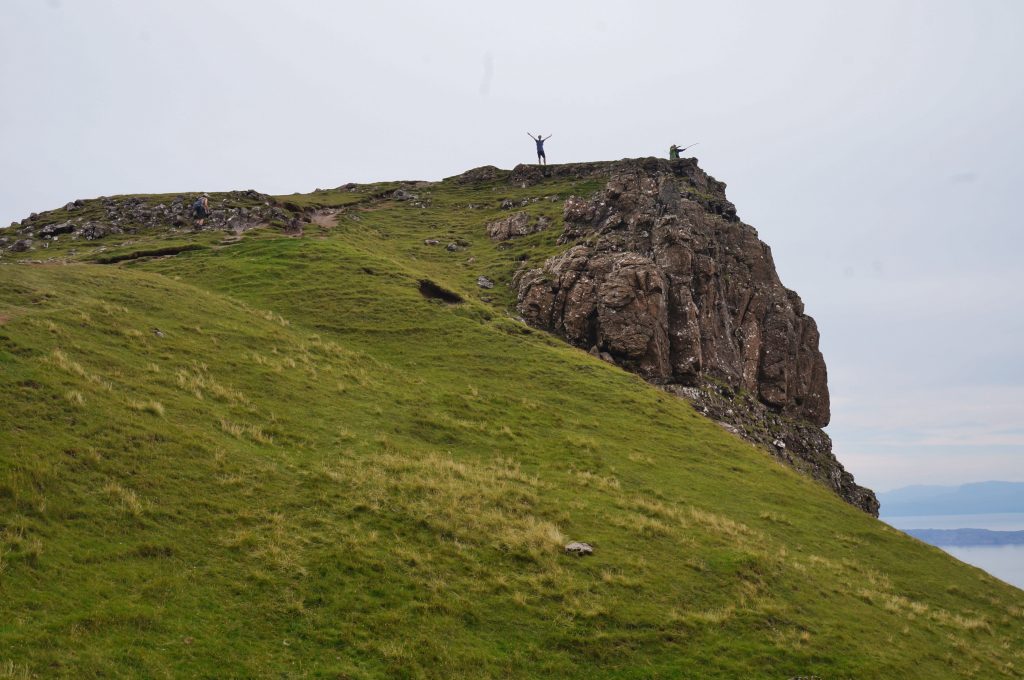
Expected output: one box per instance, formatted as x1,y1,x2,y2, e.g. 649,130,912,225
486,212,551,241
508,160,621,187
2,190,290,253
513,157,877,514
445,165,509,184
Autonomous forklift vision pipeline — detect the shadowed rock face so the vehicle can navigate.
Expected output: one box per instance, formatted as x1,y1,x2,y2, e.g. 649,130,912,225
514,157,878,515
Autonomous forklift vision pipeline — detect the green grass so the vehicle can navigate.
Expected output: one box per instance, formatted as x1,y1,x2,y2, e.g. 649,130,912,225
274,181,408,210
1,170,1022,678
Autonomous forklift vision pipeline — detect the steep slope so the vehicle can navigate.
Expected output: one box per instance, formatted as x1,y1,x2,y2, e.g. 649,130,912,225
2,159,874,514
1,166,1022,678
511,158,875,514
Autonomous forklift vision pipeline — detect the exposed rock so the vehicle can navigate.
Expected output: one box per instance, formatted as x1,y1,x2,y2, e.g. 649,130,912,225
423,239,440,246
10,239,33,252
486,212,551,241
9,190,282,246
513,157,876,514
39,222,76,238
564,541,594,557
476,276,495,289
508,160,626,187
665,382,879,516
80,222,122,240
445,165,509,184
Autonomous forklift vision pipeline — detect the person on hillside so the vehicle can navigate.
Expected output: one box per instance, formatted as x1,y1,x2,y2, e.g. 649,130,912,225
192,194,210,227
527,133,551,165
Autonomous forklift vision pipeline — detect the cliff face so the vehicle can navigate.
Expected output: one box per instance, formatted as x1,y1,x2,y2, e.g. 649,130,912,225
513,158,878,515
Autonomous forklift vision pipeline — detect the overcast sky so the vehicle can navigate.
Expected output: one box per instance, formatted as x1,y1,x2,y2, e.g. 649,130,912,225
3,0,1022,492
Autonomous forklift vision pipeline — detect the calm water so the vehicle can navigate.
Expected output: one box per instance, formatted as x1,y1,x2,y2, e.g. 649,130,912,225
882,513,1024,590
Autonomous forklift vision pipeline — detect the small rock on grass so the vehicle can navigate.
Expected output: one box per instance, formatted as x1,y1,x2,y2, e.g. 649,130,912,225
564,541,593,557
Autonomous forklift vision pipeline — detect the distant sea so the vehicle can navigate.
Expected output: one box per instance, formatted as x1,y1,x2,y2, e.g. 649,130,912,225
883,513,1024,590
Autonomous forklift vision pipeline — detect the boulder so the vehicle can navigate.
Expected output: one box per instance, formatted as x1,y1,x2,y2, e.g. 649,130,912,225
486,212,551,241
39,222,76,238
564,541,594,557
79,222,121,240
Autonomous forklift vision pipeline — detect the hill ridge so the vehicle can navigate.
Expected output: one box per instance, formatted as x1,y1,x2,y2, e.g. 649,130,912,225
1,160,1020,677
1,158,877,514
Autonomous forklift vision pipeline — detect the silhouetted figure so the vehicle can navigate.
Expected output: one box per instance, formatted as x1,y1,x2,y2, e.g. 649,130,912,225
528,133,551,165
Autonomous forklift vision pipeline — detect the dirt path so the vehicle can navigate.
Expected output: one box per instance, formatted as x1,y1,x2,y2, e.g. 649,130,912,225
311,211,339,229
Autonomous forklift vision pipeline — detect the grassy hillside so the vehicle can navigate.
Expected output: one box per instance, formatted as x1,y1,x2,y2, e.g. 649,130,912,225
1,171,1022,678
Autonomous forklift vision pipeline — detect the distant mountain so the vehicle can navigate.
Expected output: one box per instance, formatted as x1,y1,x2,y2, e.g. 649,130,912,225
906,528,1024,547
879,481,1024,516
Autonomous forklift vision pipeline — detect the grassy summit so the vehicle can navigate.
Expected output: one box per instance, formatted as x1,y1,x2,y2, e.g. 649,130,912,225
1,168,1022,678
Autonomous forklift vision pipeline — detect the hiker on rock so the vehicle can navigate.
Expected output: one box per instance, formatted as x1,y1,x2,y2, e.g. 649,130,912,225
670,142,698,160
527,133,551,165
192,194,209,227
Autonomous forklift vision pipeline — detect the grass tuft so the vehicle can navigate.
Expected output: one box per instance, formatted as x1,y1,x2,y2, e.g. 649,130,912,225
219,418,273,444
0,661,35,680
128,400,165,417
102,481,145,517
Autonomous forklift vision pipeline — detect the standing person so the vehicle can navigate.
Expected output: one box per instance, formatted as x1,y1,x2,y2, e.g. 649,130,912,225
527,132,551,165
192,193,209,227
671,142,698,159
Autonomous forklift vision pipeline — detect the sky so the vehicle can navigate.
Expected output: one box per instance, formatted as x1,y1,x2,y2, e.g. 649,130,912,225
2,0,1022,492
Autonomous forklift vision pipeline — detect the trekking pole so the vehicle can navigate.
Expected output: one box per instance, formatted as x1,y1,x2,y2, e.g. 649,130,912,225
680,142,699,153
